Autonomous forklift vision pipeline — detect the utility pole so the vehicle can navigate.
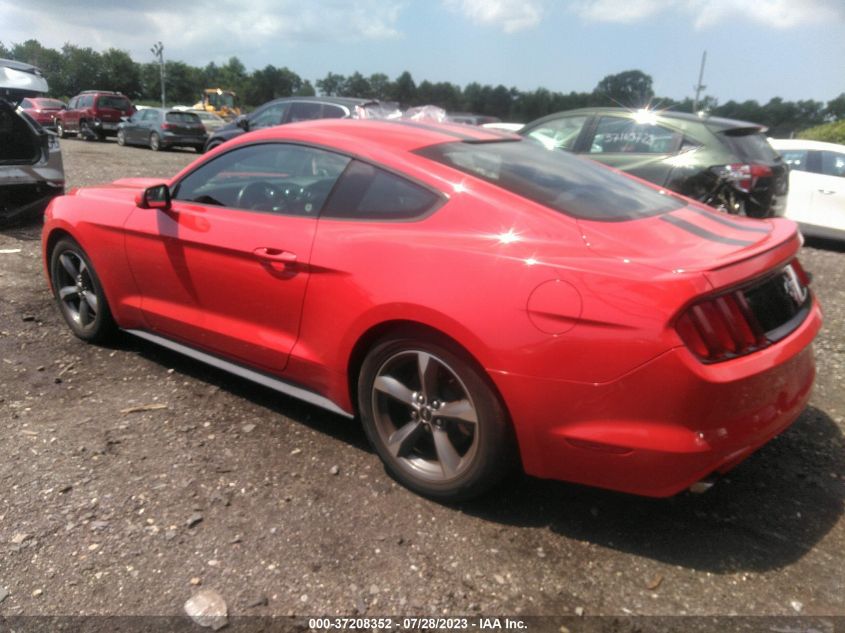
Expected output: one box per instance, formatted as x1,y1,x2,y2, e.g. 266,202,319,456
692,50,707,113
151,41,165,109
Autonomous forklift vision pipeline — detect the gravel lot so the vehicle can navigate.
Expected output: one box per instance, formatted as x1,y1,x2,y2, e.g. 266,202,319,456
1,137,843,627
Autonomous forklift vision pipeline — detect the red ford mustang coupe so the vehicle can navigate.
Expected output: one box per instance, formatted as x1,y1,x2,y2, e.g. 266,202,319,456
42,120,821,501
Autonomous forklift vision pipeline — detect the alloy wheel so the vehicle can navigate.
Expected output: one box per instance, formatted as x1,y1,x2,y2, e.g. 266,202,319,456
54,250,99,330
371,350,480,482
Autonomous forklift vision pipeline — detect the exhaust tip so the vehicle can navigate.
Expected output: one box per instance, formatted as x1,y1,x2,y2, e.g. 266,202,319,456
689,476,718,494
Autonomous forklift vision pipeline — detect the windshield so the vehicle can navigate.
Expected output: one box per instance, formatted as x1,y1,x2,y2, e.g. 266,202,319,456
417,140,684,221
34,98,64,109
98,96,131,111
209,92,236,109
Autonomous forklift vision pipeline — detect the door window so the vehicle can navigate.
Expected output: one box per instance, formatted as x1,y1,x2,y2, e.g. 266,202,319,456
322,160,440,220
588,116,678,154
821,151,845,178
173,143,351,215
288,102,326,122
250,102,290,128
779,149,809,172
525,115,588,151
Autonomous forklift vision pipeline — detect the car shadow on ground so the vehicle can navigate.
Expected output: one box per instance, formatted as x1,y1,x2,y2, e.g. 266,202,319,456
457,405,844,574
805,236,845,253
118,329,845,575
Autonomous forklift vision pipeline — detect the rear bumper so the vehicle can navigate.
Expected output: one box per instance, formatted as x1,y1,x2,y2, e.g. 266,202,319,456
162,133,206,147
492,298,822,497
0,181,64,225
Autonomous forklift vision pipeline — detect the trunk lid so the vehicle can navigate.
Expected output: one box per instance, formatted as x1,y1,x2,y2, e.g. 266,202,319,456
0,59,48,103
576,202,801,285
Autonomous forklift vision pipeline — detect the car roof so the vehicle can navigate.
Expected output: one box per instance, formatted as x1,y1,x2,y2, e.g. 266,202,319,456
261,96,377,108
234,118,516,154
769,138,845,153
527,107,765,132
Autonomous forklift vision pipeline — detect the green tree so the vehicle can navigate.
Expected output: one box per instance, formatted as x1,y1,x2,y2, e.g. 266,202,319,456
296,80,316,97
246,65,302,106
60,44,101,97
368,73,392,100
825,93,845,121
316,72,345,96
594,70,654,108
341,72,371,98
391,71,416,106
100,48,141,98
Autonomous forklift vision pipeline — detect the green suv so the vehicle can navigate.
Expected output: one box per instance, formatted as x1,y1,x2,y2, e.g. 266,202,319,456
521,107,788,218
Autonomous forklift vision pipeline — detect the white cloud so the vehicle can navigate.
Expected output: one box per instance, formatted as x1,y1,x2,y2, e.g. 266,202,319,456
443,0,545,33
569,0,844,28
0,0,406,65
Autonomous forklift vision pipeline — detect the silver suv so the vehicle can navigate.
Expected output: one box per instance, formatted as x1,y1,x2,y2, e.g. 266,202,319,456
0,58,64,226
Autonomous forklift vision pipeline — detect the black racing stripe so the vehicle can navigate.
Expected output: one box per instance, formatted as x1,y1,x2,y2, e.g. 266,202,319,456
687,206,770,233
381,118,483,141
661,215,755,246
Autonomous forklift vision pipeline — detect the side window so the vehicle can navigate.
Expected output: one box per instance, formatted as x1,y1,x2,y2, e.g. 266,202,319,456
68,97,78,109
821,151,845,178
251,103,290,128
80,95,94,108
141,110,158,122
525,115,588,151
322,104,347,119
780,149,809,172
322,160,440,220
588,116,678,154
21,99,33,108
173,143,350,215
288,102,324,122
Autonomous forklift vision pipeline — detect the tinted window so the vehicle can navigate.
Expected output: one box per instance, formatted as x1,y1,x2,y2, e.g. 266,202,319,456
821,151,845,178
21,99,33,108
525,115,588,151
417,140,683,221
323,161,439,220
323,104,347,119
779,149,809,172
141,110,159,122
589,116,678,154
166,112,201,124
288,102,324,122
97,96,131,111
174,143,350,215
251,102,290,128
720,130,779,162
37,99,65,109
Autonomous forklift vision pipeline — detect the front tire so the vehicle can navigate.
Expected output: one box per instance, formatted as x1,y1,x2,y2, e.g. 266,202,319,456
55,119,67,138
358,336,515,501
50,238,116,343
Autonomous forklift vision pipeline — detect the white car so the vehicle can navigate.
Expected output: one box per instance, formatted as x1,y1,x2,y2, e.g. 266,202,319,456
770,138,845,240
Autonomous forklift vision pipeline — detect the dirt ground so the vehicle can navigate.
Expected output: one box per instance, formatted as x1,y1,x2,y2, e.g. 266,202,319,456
1,137,843,628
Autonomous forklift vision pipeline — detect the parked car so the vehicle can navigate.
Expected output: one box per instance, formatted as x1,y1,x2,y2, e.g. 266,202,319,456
188,109,227,133
521,107,789,218
55,90,134,141
204,96,379,152
769,138,845,241
447,112,501,126
42,119,820,501
0,58,64,226
19,97,66,129
117,108,207,152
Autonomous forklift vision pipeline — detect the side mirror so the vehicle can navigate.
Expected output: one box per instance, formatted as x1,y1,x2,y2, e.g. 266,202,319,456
236,115,249,131
136,184,171,210
120,116,129,122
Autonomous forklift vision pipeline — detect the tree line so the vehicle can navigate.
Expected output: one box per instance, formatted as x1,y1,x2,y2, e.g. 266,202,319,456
3,39,844,138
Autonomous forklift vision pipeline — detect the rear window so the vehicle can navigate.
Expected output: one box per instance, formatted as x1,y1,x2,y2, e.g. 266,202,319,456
36,98,64,109
416,140,683,221
97,96,131,111
166,112,201,124
720,129,779,162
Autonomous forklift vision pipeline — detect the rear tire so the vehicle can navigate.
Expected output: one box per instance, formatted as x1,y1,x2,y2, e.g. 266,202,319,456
149,132,161,151
49,238,116,343
358,336,516,501
116,129,126,146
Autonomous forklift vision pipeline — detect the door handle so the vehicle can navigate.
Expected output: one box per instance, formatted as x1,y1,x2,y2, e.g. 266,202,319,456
817,189,836,195
253,247,297,266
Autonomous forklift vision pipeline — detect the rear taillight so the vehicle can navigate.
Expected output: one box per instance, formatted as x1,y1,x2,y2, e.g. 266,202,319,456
161,122,173,130
720,163,773,193
676,260,810,363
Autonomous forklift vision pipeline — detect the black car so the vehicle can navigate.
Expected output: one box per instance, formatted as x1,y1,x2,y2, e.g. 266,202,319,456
117,108,207,152
1,58,64,226
204,96,379,152
520,107,788,218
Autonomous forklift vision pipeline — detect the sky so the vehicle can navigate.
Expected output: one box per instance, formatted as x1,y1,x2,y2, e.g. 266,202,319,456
2,0,844,105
